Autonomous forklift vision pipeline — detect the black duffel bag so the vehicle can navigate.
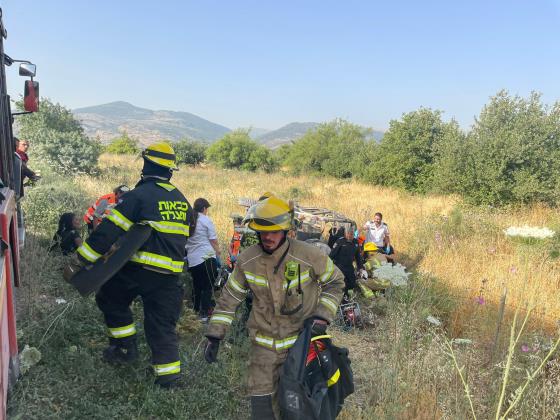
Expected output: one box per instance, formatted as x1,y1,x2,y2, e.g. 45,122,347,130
278,323,354,420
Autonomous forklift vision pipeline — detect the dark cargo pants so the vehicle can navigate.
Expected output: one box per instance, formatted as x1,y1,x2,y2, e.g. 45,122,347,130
96,263,184,377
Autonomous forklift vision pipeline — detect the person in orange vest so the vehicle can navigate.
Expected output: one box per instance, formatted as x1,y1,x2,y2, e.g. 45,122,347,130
84,185,130,233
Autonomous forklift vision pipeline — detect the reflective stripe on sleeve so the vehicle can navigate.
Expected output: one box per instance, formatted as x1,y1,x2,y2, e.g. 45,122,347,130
108,324,136,338
153,361,181,376
226,277,248,294
130,251,184,273
107,209,133,231
319,259,334,284
319,296,338,314
245,271,268,288
77,241,102,263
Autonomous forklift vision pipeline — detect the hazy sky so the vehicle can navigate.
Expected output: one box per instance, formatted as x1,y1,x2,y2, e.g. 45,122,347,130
4,0,560,130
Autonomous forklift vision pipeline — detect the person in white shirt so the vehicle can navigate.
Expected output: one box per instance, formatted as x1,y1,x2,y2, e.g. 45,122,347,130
185,198,222,321
362,212,391,250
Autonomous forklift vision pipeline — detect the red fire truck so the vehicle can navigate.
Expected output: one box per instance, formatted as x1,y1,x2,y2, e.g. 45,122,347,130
0,7,39,417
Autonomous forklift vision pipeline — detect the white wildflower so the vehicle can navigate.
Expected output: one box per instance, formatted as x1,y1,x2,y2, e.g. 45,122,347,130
55,298,67,305
504,226,555,239
373,262,411,286
20,345,41,374
426,316,442,326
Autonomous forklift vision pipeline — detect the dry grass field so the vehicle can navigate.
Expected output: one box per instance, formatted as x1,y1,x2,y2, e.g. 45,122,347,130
9,153,560,419
83,155,560,332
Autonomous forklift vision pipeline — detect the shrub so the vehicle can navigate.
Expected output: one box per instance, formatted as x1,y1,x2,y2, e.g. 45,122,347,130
285,119,368,178
206,129,279,172
362,108,462,193
105,132,140,155
35,129,102,175
22,177,91,235
16,98,101,175
274,143,292,165
174,138,207,165
455,91,560,206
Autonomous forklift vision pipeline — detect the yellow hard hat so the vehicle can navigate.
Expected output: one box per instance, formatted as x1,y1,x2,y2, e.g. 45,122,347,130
142,142,178,170
243,195,293,232
364,242,378,252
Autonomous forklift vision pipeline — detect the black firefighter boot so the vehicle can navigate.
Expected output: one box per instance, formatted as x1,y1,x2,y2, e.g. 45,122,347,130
250,395,275,420
154,373,186,390
102,338,139,365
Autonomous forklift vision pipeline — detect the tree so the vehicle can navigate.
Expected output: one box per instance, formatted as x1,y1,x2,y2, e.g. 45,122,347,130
206,129,279,172
17,98,84,138
105,132,140,155
174,138,207,165
16,97,101,175
457,91,560,206
429,124,468,194
363,108,460,193
274,143,292,166
285,119,368,178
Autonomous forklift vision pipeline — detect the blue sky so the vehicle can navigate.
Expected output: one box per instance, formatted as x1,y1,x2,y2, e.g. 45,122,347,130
4,0,560,130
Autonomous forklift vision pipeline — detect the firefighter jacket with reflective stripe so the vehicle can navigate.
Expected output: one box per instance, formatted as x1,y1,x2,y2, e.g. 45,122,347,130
77,177,193,274
207,238,345,351
83,192,117,225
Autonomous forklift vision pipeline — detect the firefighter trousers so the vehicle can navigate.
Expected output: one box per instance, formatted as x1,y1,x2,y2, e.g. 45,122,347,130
247,344,289,420
96,264,184,376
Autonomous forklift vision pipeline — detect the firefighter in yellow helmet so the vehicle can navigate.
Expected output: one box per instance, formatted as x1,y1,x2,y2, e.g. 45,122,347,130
142,141,179,170
357,242,390,298
73,142,193,388
204,194,345,419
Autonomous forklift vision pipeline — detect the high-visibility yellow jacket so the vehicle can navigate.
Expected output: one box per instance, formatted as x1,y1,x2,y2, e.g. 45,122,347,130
207,238,345,352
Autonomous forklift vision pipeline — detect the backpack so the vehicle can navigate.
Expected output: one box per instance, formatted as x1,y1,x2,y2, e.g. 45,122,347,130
278,323,354,419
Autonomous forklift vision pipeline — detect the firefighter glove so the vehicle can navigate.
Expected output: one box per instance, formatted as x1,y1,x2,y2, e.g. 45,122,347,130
306,317,328,337
204,337,220,363
359,269,368,279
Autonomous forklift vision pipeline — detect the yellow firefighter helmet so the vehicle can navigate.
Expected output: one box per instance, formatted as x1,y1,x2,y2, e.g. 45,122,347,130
142,142,178,170
243,195,293,232
363,242,378,253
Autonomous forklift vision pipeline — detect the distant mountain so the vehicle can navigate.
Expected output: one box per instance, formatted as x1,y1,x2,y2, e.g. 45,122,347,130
257,122,384,148
73,101,231,145
247,127,270,139
257,122,320,148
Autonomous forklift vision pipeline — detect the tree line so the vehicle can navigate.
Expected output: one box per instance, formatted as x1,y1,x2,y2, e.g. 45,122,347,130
17,90,560,207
